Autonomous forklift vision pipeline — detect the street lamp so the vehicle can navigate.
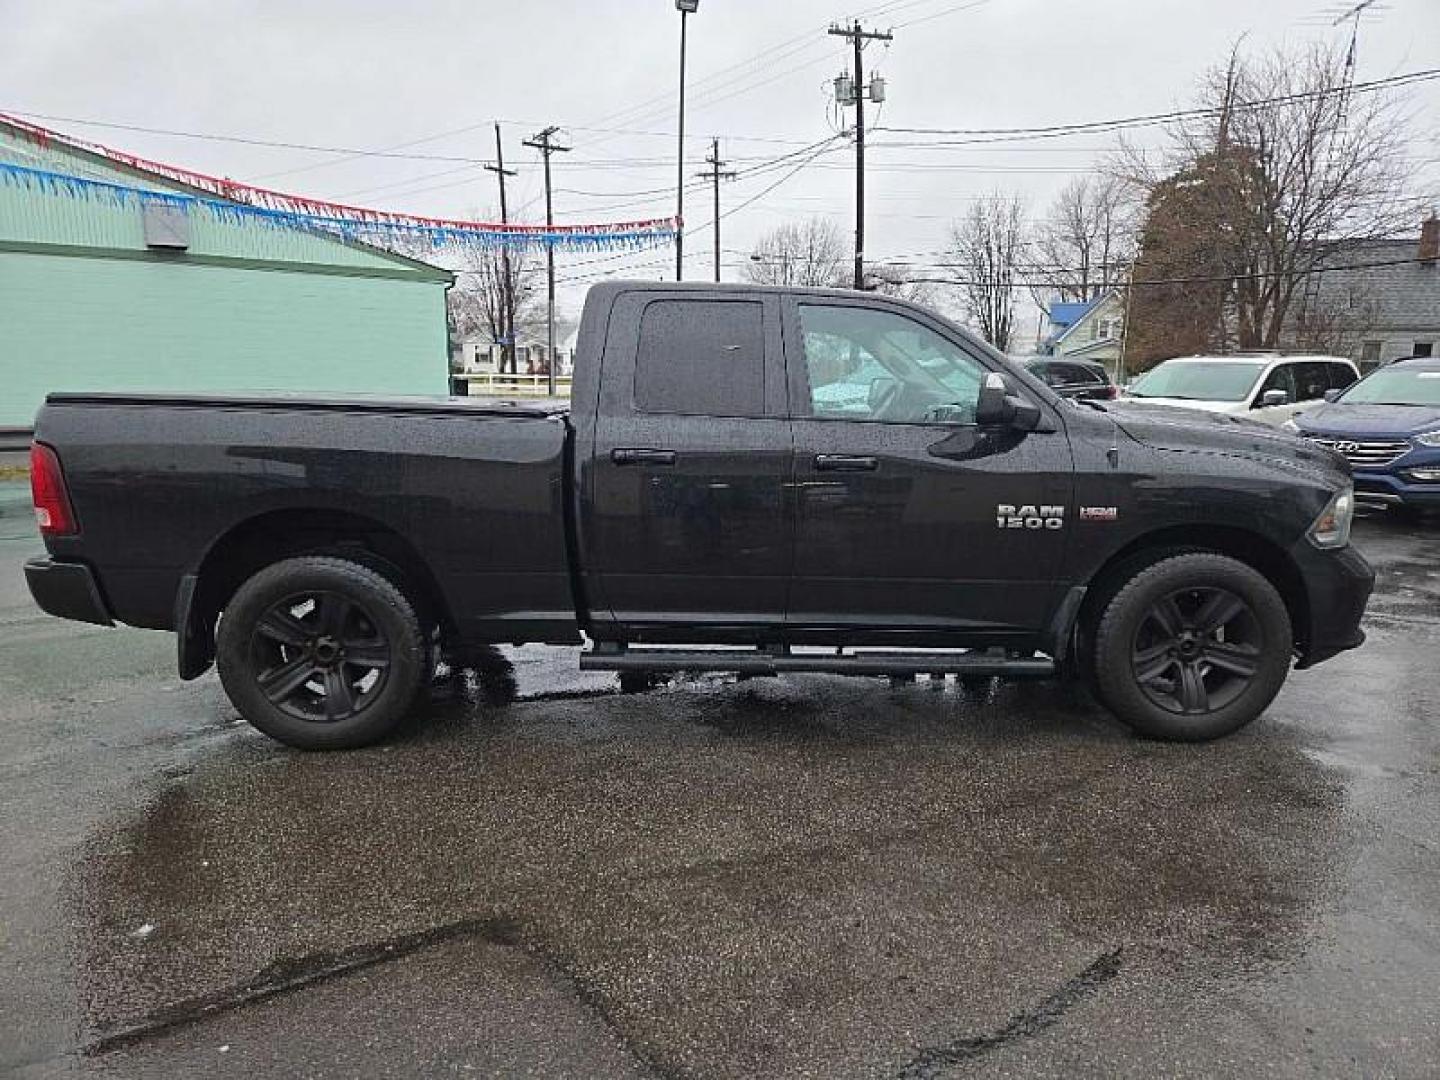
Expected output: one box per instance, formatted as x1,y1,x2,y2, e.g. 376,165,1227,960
675,0,699,281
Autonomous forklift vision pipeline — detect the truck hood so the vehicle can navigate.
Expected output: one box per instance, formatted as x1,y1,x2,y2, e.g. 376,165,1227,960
1292,402,1440,439
1100,400,1349,483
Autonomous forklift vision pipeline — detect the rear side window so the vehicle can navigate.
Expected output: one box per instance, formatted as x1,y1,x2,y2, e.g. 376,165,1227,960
1069,364,1108,385
634,299,765,416
1294,362,1331,402
1328,362,1358,390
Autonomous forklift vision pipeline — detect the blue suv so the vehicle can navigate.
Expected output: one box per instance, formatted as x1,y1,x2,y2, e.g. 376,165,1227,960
1286,358,1440,512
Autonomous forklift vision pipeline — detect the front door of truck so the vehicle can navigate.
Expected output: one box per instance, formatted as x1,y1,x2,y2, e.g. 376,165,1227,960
782,298,1073,639
585,291,792,638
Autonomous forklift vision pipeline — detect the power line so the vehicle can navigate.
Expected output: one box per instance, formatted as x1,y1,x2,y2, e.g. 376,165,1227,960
880,255,1440,289
877,67,1440,143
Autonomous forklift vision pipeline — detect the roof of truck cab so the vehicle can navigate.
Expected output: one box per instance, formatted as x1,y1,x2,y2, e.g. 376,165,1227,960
44,391,570,418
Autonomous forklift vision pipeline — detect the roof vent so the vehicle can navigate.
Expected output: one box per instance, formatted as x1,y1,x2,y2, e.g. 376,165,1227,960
142,200,190,250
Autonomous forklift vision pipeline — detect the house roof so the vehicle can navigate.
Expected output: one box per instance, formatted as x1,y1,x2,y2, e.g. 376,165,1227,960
1053,291,1120,345
0,116,452,283
1048,299,1099,329
1304,236,1440,334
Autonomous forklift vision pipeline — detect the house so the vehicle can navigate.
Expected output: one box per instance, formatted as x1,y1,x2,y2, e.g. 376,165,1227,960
0,116,454,433
453,328,579,377
1297,219,1440,372
1037,291,1126,373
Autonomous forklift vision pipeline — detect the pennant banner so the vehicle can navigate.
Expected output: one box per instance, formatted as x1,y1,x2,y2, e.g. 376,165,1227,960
0,113,677,253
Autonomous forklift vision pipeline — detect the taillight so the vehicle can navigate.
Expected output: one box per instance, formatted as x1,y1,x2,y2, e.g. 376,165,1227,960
1105,385,1119,400
30,442,78,536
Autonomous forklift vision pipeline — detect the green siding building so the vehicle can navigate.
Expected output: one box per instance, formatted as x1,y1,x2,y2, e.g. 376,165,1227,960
0,119,453,431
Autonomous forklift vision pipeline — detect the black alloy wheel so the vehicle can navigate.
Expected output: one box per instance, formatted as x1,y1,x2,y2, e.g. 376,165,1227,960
250,591,393,723
216,556,426,750
1091,552,1293,742
1129,586,1261,716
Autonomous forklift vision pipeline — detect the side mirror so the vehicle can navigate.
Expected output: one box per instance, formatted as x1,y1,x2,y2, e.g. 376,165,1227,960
1259,388,1290,408
1323,388,1342,403
976,372,1042,431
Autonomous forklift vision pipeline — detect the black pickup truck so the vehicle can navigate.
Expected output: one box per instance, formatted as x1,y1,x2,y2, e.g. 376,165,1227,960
25,282,1373,749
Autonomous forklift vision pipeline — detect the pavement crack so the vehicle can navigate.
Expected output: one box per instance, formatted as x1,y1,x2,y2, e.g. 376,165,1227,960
82,916,523,1057
82,915,673,1078
896,947,1124,1079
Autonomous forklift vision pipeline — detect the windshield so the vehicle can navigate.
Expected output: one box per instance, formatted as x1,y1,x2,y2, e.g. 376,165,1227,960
1128,361,1266,402
1338,366,1440,406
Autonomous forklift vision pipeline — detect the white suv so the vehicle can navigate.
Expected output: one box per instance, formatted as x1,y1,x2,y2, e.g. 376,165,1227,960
1123,354,1360,426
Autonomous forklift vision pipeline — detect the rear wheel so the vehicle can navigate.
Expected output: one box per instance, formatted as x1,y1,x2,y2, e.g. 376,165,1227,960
216,556,426,750
618,671,665,694
1092,553,1292,741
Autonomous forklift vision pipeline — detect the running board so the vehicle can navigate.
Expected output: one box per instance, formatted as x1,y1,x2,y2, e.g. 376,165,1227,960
580,646,1055,678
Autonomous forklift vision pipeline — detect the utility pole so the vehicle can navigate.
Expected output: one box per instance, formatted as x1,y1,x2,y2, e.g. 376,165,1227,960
483,122,518,376
523,125,570,396
829,21,891,290
696,138,735,283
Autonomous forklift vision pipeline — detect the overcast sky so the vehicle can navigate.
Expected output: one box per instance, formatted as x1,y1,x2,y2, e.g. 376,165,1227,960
3,0,1437,322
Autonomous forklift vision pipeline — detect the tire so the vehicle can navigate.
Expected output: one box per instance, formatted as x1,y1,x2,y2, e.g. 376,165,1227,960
216,556,426,750
618,671,664,694
1091,553,1292,742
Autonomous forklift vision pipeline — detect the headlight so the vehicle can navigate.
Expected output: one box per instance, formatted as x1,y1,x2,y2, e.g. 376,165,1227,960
1415,429,1440,448
1308,487,1354,550
1281,418,1301,434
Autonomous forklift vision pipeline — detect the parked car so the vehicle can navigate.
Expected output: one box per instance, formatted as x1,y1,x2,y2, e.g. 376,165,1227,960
1124,354,1359,426
25,282,1372,749
1023,357,1118,401
1285,357,1440,513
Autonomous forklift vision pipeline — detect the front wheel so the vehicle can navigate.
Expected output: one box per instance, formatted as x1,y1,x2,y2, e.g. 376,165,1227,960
216,556,426,750
1091,553,1293,742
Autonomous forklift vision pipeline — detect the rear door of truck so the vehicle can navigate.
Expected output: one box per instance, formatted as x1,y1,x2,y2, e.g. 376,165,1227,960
581,289,792,639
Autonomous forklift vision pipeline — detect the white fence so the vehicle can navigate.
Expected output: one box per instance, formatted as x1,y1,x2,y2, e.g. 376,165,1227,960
454,373,574,398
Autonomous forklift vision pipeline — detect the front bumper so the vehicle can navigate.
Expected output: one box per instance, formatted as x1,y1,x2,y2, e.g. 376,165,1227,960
1353,468,1440,509
24,557,114,626
1290,542,1373,670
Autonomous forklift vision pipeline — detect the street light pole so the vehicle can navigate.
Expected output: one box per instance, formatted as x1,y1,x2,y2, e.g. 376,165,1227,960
675,0,699,282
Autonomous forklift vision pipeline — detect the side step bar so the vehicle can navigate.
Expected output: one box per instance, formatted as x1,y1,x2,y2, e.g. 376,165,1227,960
580,646,1054,679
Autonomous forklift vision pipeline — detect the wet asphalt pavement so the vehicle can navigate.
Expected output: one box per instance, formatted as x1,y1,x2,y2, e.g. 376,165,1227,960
1,479,1437,1078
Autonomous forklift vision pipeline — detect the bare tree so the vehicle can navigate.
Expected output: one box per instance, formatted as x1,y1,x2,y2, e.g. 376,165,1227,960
449,245,539,374
744,218,848,287
1128,43,1422,362
1030,175,1138,305
948,192,1026,351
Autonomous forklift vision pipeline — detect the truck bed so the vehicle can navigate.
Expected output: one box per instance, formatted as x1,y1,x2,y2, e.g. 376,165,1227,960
34,392,582,650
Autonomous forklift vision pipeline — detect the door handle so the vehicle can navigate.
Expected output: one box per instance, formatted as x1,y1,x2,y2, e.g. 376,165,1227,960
612,448,677,466
814,454,878,472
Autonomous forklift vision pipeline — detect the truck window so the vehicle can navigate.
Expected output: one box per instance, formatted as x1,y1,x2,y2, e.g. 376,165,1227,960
634,299,765,417
798,304,986,423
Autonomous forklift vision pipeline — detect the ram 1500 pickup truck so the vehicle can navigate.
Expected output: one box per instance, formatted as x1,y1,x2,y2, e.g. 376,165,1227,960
25,282,1374,749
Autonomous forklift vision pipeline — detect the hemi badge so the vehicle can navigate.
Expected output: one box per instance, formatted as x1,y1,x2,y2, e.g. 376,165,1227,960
1080,506,1119,522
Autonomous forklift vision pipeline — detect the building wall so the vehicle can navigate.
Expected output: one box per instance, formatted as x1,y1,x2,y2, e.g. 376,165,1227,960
0,123,452,428
2,250,448,425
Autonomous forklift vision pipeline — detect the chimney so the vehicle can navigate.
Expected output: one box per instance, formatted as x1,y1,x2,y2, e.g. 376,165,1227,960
1421,215,1440,266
